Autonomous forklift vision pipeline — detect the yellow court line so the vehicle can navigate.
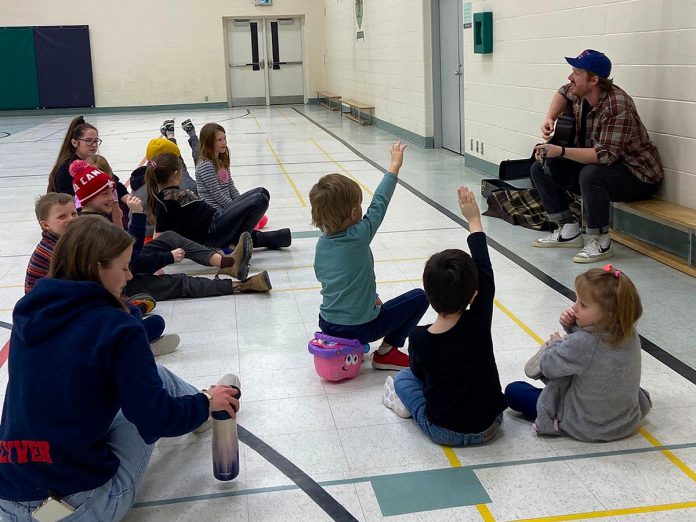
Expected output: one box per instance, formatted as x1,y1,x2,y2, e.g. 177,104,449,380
247,109,261,129
442,446,461,468
309,138,374,196
512,501,696,522
442,437,494,520
493,299,545,346
272,278,418,294
266,139,308,207
477,504,496,522
0,285,23,289
639,427,696,482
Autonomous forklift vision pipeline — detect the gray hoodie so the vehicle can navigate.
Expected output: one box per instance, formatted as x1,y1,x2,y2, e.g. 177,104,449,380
532,327,651,441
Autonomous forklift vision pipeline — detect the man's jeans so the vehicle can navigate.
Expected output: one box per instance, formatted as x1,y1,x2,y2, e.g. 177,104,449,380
530,159,658,234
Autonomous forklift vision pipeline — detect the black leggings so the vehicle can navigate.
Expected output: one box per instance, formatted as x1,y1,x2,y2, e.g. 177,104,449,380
206,188,269,247
125,273,233,301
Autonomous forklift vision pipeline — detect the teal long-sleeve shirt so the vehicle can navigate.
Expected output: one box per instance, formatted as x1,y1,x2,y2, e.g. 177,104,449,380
314,172,397,325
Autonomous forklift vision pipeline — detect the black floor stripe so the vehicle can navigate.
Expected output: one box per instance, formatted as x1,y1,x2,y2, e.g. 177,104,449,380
292,107,696,385
0,315,357,519
238,426,358,522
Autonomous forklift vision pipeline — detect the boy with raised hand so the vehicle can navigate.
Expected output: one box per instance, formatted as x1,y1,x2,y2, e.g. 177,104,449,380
310,141,429,371
382,187,507,446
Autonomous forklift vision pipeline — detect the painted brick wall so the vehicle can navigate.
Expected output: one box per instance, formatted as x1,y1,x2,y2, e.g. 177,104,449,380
463,0,696,208
2,0,325,108
322,0,433,137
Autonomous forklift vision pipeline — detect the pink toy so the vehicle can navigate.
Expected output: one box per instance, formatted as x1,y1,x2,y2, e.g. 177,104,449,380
253,215,268,231
308,332,369,382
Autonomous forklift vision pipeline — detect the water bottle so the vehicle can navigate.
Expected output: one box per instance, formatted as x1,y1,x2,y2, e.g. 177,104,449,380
211,377,242,481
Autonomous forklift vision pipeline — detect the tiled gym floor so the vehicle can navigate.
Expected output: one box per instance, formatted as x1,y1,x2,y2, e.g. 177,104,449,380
0,105,694,521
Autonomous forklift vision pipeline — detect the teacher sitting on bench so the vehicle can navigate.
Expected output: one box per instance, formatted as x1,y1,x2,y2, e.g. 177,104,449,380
531,49,663,263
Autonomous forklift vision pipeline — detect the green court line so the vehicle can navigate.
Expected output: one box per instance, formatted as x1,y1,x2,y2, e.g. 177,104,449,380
131,440,696,510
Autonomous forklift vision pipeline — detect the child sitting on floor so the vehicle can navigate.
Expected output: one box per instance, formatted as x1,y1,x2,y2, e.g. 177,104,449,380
309,142,429,370
70,160,270,300
382,187,507,446
25,194,178,356
505,265,652,441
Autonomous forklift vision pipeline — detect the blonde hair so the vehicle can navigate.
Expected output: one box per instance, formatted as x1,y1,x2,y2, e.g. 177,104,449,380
35,192,74,222
198,123,230,171
50,216,134,310
574,266,642,345
309,174,362,235
86,154,114,177
144,153,180,224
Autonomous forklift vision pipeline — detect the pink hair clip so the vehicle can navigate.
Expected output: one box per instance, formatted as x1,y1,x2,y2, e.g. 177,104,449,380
603,263,621,278
148,160,158,169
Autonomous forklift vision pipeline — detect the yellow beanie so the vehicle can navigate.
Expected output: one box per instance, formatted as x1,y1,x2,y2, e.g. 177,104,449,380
146,138,181,160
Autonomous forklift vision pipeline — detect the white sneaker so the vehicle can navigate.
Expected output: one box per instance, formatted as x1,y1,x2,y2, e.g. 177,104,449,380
150,334,180,357
573,238,613,263
382,376,411,418
533,228,583,248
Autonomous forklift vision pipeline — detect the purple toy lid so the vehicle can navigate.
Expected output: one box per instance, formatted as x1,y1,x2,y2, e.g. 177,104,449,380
308,334,366,358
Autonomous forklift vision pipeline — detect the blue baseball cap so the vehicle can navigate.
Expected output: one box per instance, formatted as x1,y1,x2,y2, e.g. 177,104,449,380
565,49,612,78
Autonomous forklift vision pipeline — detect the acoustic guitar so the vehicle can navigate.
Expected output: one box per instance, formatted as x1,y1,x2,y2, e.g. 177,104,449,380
548,98,576,147
496,98,577,182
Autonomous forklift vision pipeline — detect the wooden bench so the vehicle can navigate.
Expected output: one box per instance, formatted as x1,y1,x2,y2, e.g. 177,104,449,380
316,90,341,111
340,98,374,125
610,199,696,277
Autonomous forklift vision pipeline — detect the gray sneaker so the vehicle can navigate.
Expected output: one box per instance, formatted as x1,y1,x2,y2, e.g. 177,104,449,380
150,334,180,357
573,238,613,263
533,228,583,248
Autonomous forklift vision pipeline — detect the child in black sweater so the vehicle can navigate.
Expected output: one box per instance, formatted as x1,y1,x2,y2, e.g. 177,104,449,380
382,187,507,446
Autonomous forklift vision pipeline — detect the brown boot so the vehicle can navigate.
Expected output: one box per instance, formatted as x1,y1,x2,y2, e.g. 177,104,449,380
234,271,272,293
217,231,252,281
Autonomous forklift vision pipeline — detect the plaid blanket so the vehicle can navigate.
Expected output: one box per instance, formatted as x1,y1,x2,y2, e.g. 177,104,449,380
483,188,581,231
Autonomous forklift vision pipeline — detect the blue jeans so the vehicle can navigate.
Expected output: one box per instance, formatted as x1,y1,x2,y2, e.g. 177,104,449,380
505,381,543,419
319,289,429,348
0,365,199,522
394,369,503,446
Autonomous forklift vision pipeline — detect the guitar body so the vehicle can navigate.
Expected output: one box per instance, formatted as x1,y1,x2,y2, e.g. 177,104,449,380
548,99,576,147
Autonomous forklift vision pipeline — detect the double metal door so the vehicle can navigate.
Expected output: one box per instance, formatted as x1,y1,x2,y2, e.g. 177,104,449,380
226,17,304,106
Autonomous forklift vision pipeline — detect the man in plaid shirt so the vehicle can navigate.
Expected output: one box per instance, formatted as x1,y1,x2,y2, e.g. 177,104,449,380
530,49,663,263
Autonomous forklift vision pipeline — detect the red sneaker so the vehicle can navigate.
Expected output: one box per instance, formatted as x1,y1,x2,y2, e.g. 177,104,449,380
372,348,409,370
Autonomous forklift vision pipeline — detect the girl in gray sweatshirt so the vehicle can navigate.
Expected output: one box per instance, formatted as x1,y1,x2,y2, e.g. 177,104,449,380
506,264,652,442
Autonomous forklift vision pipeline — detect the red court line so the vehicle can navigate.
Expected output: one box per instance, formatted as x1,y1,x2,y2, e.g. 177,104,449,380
0,340,9,369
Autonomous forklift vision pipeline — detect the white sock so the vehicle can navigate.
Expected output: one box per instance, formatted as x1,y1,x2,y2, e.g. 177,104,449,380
560,222,580,239
377,344,392,355
598,233,611,248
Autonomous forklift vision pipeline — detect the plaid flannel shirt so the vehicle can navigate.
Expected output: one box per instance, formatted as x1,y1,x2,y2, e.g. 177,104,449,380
559,83,663,184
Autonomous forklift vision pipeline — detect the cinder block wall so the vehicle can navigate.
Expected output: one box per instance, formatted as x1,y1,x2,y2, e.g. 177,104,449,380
2,0,325,108
463,0,696,207
322,0,433,138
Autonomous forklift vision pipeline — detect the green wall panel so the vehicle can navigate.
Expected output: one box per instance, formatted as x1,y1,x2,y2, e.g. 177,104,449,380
0,27,40,110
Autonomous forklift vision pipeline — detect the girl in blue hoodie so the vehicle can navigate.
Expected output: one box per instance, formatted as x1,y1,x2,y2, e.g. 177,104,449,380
0,216,240,521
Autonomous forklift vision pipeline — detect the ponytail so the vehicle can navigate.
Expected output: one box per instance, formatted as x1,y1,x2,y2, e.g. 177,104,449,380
144,153,180,225
48,116,97,192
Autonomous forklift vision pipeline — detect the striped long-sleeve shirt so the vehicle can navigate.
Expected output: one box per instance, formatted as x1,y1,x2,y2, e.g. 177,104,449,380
25,231,58,293
195,159,240,213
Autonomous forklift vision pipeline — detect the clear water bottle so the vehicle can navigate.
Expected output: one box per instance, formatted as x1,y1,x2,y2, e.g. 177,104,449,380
211,376,241,481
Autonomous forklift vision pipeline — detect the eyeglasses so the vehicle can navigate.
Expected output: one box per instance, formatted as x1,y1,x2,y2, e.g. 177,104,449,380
77,138,102,146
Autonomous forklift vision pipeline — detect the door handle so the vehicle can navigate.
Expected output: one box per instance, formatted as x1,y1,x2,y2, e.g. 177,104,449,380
454,65,463,76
